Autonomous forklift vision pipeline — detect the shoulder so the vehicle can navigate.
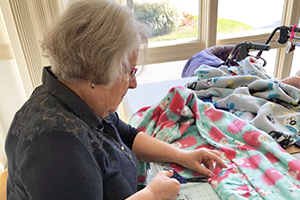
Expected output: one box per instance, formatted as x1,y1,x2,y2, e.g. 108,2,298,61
9,90,90,141
6,90,94,166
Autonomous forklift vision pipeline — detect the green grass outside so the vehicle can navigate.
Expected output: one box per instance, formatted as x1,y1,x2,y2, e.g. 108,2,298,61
150,26,198,42
149,18,255,42
217,18,254,33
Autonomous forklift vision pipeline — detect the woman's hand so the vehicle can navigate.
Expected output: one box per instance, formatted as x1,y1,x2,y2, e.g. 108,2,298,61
132,131,226,179
176,148,227,177
143,170,180,200
281,75,300,89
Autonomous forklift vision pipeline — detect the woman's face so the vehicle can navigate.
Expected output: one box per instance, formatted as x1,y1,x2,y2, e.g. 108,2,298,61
90,53,138,118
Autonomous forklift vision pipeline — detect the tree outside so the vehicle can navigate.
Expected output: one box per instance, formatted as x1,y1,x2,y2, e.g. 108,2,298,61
128,0,255,42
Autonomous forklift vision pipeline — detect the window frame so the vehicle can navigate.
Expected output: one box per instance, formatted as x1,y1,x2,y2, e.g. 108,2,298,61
141,0,217,65
274,0,300,79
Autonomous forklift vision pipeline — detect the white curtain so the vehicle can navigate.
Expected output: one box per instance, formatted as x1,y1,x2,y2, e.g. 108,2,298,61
0,0,63,170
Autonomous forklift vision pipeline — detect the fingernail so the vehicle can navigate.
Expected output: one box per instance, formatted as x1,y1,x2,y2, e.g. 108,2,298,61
208,173,214,178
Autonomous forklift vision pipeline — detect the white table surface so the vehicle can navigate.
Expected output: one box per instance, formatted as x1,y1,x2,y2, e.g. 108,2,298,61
119,77,197,122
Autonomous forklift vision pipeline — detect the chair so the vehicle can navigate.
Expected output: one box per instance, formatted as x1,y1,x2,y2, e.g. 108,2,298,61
181,45,236,78
0,169,7,200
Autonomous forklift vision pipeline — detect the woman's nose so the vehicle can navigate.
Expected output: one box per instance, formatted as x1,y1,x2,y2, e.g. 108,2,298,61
128,77,137,89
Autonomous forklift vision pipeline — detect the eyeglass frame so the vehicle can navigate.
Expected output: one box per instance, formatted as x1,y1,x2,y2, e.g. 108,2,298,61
129,67,138,81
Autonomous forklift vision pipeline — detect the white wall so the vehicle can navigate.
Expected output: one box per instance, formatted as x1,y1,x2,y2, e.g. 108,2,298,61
0,59,27,168
0,59,26,133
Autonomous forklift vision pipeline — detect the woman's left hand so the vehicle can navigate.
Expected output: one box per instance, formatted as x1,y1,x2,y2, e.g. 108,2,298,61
281,75,300,89
176,148,227,177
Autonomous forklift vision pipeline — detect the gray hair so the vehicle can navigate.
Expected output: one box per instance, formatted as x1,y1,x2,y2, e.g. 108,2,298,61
41,0,148,87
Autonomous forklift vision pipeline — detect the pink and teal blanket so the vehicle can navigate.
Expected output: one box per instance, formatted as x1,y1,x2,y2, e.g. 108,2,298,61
129,86,300,200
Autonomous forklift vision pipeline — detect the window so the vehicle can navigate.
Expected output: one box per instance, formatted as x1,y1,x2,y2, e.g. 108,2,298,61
291,54,300,76
217,0,285,40
1,0,300,90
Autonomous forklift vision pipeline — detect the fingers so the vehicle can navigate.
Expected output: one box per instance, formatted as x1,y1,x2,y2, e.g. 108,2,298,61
196,155,227,177
147,171,180,200
193,149,227,177
195,165,214,177
207,151,227,169
163,170,174,178
159,170,182,183
210,150,222,157
203,160,214,172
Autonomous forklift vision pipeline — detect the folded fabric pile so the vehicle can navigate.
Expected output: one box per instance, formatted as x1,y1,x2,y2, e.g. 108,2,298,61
185,56,300,149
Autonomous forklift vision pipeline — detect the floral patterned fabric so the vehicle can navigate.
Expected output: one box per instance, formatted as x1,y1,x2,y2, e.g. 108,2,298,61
129,86,300,200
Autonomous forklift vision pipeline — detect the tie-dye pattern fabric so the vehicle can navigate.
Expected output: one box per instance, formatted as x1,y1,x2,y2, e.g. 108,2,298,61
185,56,300,148
129,86,300,200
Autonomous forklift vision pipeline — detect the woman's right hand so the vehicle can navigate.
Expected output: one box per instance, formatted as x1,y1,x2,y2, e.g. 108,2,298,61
144,170,181,200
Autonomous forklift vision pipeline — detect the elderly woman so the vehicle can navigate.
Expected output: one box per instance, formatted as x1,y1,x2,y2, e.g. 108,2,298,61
5,0,226,199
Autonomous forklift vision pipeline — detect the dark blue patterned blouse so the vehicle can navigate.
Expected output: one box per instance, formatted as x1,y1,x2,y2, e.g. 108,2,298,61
5,67,140,200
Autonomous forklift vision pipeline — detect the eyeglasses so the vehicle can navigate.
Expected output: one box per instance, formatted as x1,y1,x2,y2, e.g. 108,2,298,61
129,67,138,81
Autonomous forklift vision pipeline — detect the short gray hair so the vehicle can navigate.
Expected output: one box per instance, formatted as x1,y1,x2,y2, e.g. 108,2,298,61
41,0,148,86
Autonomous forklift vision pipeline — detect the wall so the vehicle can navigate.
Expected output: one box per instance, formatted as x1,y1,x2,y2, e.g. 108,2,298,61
0,60,27,133
0,7,27,169
0,59,27,169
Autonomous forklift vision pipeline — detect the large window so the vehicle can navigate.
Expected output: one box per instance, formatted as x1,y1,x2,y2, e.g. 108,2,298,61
1,0,300,90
